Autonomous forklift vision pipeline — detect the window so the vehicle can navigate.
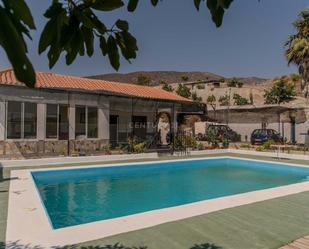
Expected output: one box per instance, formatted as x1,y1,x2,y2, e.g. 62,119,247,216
59,105,69,140
75,106,86,138
6,101,37,139
24,103,37,139
7,101,22,139
87,107,98,138
46,104,58,139
75,106,98,139
46,104,69,140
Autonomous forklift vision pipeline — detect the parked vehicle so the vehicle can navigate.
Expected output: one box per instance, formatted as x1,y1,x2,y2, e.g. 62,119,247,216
250,129,283,145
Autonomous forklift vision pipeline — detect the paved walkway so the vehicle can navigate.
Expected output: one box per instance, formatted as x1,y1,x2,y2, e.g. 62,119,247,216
280,236,309,249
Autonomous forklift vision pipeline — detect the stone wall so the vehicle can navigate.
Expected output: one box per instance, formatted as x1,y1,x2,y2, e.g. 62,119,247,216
0,139,109,159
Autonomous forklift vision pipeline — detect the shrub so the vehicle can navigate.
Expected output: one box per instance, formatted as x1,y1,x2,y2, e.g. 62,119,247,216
181,75,189,82
133,142,146,153
219,94,230,106
162,82,173,92
222,139,229,149
136,74,151,86
264,79,296,104
233,93,249,105
197,84,205,89
192,92,202,102
228,77,244,88
176,84,191,98
197,142,204,150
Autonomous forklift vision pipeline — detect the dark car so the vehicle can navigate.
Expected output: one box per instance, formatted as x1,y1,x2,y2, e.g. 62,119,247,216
250,129,283,145
206,124,241,142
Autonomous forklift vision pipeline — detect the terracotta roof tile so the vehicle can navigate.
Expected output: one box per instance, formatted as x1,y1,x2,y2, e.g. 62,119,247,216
0,69,192,103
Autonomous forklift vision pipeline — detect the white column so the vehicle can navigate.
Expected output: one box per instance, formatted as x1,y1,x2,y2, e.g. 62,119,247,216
37,103,45,140
68,105,75,140
98,97,109,140
0,101,5,141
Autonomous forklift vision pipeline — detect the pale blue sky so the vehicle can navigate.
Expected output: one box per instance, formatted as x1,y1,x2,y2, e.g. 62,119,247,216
0,0,308,78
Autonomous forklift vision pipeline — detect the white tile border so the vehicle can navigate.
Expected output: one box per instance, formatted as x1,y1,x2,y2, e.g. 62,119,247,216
6,156,309,248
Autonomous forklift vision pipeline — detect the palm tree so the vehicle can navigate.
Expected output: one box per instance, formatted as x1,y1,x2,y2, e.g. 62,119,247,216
285,9,309,97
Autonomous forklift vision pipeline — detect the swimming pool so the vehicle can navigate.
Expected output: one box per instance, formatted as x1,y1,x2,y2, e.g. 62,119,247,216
32,157,309,229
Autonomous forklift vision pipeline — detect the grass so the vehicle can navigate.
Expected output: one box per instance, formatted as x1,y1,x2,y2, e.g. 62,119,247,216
2,152,309,249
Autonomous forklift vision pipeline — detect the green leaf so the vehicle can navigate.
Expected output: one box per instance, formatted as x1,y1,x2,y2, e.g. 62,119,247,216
127,0,139,12
0,6,35,87
99,36,108,56
207,0,224,27
116,19,129,31
65,31,83,65
218,0,233,9
194,0,202,11
107,35,120,70
151,0,159,6
73,9,96,29
92,0,124,11
81,26,94,57
44,2,64,18
115,31,138,61
38,18,56,54
3,0,36,29
47,44,61,68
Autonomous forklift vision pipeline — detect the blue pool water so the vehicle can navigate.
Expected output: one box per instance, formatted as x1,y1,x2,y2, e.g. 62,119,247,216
32,157,309,229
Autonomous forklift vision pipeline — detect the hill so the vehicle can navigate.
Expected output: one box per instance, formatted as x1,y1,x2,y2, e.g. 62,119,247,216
88,71,240,85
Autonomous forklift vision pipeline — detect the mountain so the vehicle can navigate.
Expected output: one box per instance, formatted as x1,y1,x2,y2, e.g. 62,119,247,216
87,71,225,86
87,71,267,87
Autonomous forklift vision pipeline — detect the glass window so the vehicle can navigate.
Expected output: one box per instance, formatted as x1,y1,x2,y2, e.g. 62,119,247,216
7,101,22,139
24,102,37,139
59,105,69,140
75,106,86,138
46,104,58,139
87,107,98,138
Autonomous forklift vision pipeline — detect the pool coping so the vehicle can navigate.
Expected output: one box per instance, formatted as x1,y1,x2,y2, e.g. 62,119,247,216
6,156,309,248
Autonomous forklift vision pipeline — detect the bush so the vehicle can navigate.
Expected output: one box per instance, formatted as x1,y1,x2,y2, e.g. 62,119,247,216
222,139,229,149
176,84,191,98
228,78,244,88
197,142,204,150
162,82,173,92
233,93,249,105
197,84,205,89
219,94,230,106
136,74,151,86
192,92,202,102
264,79,296,104
133,142,146,153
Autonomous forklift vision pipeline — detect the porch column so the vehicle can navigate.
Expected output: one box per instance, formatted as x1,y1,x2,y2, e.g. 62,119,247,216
98,96,109,141
0,101,5,141
37,103,46,140
68,105,75,140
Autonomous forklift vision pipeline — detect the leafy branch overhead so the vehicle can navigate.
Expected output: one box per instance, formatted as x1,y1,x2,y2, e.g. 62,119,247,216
0,0,234,87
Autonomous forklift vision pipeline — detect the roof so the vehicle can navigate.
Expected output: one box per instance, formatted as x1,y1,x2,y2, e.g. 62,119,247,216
0,69,192,103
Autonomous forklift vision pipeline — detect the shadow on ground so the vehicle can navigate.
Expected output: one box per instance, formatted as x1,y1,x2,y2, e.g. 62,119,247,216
0,241,222,249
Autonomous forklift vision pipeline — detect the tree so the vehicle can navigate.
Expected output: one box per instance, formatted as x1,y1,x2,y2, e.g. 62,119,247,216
219,94,230,106
285,9,309,97
233,93,249,105
0,0,234,87
207,94,216,111
227,77,243,88
192,92,202,102
162,82,173,92
136,74,151,86
264,79,296,104
181,75,189,82
176,84,191,98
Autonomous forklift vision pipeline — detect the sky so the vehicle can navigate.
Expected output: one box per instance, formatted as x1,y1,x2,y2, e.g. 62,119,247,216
0,0,308,78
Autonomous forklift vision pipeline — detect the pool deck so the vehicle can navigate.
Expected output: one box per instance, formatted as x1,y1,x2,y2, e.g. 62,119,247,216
3,151,309,248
